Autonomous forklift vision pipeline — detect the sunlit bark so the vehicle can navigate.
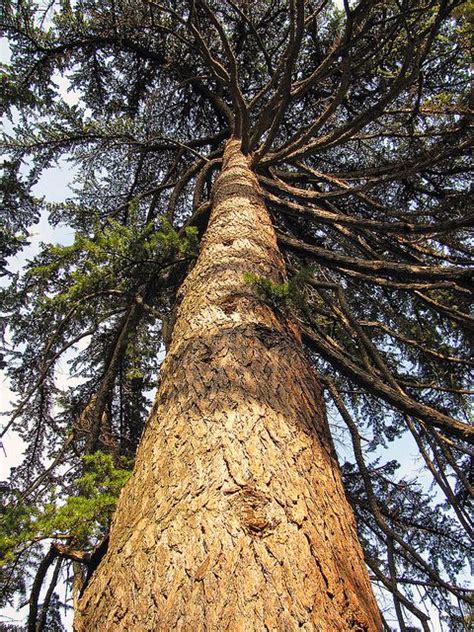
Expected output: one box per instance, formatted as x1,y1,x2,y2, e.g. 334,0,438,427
75,139,382,631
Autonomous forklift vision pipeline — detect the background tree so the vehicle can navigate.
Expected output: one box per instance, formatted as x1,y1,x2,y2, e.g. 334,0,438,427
0,0,472,630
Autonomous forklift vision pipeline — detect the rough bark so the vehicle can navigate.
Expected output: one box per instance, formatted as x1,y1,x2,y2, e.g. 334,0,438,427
75,139,382,631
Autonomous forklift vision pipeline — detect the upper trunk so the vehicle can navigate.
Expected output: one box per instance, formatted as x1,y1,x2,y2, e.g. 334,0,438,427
75,139,382,631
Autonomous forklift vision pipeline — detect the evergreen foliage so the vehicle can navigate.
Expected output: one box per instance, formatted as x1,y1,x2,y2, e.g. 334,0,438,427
244,267,310,314
0,0,472,629
0,452,130,613
1,452,131,565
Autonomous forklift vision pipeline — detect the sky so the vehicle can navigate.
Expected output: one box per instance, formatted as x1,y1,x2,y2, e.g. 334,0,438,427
0,94,79,626
0,36,80,628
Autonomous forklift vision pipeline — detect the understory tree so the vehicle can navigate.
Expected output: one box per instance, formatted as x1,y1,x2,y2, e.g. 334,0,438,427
0,0,472,630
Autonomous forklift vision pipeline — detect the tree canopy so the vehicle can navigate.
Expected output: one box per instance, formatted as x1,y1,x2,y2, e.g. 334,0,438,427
0,1,472,630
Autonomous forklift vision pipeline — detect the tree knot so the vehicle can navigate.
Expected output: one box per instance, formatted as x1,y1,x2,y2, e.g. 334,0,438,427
232,486,277,536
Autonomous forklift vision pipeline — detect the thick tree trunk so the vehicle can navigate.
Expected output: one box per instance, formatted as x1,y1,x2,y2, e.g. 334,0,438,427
75,139,382,631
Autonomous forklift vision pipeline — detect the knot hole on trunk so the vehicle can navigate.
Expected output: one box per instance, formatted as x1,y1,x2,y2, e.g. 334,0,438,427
231,486,277,536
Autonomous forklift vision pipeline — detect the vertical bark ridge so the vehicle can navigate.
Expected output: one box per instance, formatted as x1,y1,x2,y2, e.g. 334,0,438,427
75,139,382,631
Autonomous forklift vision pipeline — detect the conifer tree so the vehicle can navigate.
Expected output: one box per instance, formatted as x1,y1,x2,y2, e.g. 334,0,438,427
1,1,472,630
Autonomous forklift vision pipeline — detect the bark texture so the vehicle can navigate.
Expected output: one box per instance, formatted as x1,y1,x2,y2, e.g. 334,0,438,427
75,139,382,631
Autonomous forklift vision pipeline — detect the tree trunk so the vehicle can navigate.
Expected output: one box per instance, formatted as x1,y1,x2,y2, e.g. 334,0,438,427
75,139,382,631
